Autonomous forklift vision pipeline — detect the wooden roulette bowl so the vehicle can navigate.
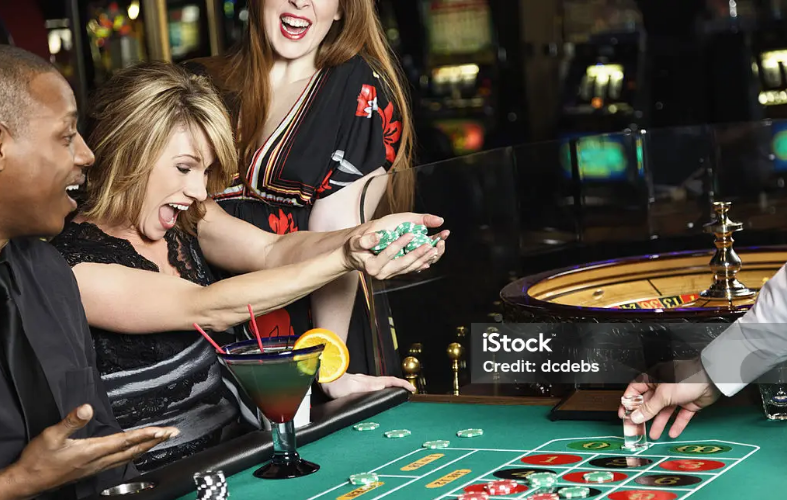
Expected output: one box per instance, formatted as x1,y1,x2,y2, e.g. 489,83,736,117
500,246,787,324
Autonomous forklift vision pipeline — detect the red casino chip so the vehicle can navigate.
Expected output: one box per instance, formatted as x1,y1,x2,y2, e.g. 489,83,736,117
607,491,678,500
464,481,527,496
563,471,627,483
457,493,490,500
521,453,583,465
530,494,560,500
659,459,726,472
485,480,519,495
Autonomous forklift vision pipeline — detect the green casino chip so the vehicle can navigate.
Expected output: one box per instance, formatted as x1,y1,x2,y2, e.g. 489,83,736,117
353,422,379,431
371,230,398,254
559,486,590,498
582,471,614,483
396,222,427,235
396,222,417,234
422,440,450,449
527,472,558,488
372,224,433,258
349,472,379,485
456,428,483,438
384,429,411,438
405,234,432,252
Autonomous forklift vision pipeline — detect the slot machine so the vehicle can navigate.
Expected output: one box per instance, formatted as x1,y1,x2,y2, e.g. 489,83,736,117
556,30,644,137
73,0,222,92
378,0,527,162
752,0,787,120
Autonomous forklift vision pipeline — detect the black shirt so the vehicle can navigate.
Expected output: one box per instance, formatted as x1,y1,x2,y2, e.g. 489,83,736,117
0,238,134,498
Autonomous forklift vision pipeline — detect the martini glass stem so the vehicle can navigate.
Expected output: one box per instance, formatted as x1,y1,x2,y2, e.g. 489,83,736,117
272,421,298,464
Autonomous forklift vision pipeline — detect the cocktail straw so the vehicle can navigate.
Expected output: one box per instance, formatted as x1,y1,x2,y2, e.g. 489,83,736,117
192,323,227,354
248,304,265,353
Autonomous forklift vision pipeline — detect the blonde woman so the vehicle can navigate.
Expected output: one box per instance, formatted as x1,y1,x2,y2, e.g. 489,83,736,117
51,62,446,471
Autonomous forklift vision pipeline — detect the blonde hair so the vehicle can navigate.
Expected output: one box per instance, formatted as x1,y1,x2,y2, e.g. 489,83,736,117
200,0,415,215
82,61,237,234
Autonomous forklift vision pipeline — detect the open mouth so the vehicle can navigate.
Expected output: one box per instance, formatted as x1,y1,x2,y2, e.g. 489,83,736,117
280,14,311,39
159,202,190,230
65,182,83,208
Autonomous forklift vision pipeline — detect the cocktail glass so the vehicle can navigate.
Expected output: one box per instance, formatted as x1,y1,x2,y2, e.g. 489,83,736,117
219,337,325,479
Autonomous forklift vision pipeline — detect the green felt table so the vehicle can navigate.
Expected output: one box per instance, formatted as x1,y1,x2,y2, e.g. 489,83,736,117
174,394,786,500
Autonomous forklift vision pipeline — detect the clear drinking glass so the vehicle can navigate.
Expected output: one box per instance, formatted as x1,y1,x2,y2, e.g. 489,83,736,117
758,362,787,420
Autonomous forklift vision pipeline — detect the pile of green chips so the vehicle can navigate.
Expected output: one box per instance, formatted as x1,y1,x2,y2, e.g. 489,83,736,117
371,223,439,258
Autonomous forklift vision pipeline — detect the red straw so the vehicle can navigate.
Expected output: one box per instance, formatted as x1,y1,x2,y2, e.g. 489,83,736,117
247,304,265,353
192,323,227,354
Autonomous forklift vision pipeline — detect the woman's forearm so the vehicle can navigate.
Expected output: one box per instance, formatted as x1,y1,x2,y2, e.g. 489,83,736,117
195,248,351,332
74,248,352,335
310,271,361,343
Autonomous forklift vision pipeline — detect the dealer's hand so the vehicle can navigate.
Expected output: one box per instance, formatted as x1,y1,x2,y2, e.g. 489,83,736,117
619,358,722,439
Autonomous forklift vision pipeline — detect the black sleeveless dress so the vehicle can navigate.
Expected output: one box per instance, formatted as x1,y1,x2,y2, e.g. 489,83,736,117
51,222,243,472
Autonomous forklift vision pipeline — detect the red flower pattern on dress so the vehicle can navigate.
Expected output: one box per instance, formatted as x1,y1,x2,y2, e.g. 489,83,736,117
355,84,378,118
252,308,294,338
316,170,332,194
377,102,402,163
268,208,298,234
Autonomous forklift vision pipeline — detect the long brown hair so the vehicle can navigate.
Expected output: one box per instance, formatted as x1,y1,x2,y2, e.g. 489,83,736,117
203,0,414,215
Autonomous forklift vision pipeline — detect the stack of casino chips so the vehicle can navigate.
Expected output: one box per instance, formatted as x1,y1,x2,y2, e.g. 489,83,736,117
193,471,229,499
484,480,518,495
371,223,439,258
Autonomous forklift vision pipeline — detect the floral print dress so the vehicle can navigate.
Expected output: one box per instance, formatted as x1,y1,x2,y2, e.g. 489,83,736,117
189,55,404,379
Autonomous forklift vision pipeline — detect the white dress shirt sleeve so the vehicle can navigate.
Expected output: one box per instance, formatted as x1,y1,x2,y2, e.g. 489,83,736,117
701,263,787,396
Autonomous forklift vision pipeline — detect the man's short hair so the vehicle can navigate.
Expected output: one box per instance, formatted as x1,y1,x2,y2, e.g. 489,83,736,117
0,45,58,135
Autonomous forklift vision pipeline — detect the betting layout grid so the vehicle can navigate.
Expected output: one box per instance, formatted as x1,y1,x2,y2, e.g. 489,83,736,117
312,434,758,500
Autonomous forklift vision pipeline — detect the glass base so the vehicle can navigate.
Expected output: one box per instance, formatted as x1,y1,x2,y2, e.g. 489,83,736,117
759,384,787,420
253,458,320,479
763,402,787,420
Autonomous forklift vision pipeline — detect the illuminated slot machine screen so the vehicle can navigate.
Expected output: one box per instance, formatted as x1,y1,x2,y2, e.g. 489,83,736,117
85,0,146,84
167,2,206,61
559,133,642,181
423,0,492,57
579,64,625,107
758,50,787,107
771,120,787,171
562,0,641,44
433,119,486,155
429,64,486,154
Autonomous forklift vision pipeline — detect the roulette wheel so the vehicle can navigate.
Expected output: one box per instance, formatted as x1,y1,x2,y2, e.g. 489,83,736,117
501,202,786,323
497,202,787,410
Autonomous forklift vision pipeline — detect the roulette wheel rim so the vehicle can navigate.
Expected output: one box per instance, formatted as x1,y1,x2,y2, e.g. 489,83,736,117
500,246,787,321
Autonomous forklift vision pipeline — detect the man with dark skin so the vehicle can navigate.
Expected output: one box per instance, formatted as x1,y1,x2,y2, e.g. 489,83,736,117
0,46,178,499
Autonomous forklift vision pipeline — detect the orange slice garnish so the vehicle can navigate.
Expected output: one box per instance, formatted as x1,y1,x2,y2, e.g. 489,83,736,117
293,328,350,383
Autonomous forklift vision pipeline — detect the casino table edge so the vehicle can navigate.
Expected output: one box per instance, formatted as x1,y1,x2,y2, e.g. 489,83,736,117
92,389,412,500
92,391,557,500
